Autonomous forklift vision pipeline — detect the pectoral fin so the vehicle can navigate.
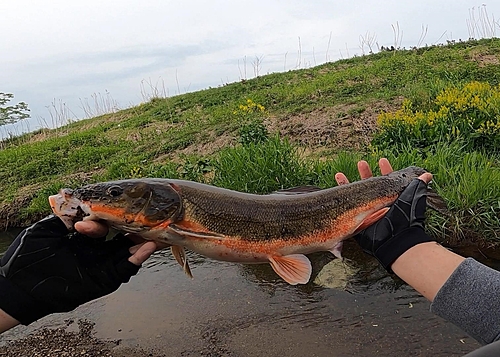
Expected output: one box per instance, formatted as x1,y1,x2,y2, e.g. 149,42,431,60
353,207,390,234
171,245,193,278
269,254,312,285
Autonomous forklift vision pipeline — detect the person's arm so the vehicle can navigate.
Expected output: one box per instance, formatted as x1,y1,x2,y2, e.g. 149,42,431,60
391,242,464,301
0,216,161,333
338,159,500,346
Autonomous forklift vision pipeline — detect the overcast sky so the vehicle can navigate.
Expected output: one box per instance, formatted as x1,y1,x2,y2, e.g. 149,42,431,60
1,1,499,137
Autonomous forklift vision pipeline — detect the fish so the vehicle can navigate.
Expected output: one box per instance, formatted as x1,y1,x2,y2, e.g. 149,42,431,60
49,166,435,285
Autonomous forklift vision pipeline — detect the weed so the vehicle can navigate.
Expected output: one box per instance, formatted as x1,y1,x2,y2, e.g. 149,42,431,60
232,98,269,145
212,136,310,193
238,120,269,145
179,156,213,182
374,81,500,152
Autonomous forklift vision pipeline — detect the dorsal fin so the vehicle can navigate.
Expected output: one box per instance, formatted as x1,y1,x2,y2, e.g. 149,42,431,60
271,185,322,195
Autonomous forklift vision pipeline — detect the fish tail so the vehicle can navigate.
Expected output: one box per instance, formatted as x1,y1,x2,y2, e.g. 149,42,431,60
427,189,449,215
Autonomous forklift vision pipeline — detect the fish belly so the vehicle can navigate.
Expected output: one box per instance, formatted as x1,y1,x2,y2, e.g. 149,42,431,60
156,229,344,264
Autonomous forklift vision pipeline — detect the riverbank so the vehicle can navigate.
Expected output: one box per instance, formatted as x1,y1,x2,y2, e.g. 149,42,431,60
1,38,500,244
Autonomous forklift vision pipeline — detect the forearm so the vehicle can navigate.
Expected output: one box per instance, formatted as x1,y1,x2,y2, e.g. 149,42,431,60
0,308,19,334
392,242,500,345
391,242,465,301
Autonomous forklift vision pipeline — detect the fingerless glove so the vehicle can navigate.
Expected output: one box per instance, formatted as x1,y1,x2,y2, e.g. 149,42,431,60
0,216,140,324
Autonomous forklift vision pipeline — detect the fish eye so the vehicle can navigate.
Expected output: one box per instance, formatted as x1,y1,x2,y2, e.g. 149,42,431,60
107,186,123,197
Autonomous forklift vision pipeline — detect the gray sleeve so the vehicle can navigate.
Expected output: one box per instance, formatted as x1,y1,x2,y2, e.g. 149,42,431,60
430,258,500,345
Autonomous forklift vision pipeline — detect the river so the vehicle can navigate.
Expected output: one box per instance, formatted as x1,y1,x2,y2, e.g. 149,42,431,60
0,229,492,356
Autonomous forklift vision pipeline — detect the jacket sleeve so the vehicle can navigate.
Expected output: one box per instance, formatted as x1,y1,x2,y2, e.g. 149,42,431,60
430,258,500,345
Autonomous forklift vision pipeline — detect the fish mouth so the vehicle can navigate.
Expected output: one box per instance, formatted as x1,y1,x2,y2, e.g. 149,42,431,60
49,189,90,229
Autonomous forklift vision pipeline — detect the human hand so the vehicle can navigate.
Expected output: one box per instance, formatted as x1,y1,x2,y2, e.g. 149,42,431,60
0,216,160,325
74,220,164,265
335,158,434,271
334,158,432,184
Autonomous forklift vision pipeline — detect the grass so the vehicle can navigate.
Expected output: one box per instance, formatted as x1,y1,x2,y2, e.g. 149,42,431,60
1,38,500,245
374,143,500,244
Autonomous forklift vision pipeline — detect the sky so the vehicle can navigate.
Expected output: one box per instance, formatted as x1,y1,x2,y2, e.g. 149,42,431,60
1,0,500,138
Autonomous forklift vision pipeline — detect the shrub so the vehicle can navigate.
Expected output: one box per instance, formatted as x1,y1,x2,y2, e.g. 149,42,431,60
373,81,500,152
233,98,269,145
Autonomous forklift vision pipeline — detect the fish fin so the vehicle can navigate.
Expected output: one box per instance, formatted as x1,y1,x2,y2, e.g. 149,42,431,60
169,224,224,240
271,185,322,195
427,189,449,215
171,245,193,278
353,207,390,234
330,241,343,260
269,254,312,285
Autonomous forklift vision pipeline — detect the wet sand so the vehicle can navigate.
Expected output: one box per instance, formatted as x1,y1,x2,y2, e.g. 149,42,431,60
0,241,485,356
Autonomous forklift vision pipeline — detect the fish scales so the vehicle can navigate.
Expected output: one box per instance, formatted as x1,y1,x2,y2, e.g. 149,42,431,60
169,168,418,241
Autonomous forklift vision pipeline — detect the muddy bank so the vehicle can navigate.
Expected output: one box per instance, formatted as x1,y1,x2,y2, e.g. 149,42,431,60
0,197,46,230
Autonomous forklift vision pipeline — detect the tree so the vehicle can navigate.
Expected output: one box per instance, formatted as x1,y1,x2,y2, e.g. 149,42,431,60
0,93,30,126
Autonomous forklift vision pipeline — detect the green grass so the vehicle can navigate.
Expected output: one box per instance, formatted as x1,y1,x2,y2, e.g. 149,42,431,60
371,142,500,244
212,136,311,193
2,38,500,245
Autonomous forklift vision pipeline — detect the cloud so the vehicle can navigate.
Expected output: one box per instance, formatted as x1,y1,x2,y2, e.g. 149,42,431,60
1,0,499,137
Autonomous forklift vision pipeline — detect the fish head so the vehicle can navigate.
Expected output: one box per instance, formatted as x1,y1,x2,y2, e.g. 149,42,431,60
49,179,182,233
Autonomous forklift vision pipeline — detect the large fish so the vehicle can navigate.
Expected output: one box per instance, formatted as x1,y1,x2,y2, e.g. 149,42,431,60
49,167,433,285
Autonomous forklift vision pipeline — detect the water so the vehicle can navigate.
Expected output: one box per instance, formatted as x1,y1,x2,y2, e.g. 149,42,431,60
0,230,486,356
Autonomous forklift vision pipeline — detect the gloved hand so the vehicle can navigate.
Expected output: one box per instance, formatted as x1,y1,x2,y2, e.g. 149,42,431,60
354,178,434,271
0,215,142,325
335,159,435,272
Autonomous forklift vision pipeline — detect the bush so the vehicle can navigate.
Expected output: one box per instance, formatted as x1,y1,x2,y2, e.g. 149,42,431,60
373,81,500,152
233,98,269,145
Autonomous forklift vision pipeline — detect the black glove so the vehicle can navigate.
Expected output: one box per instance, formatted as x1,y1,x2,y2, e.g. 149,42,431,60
0,215,141,325
355,178,434,271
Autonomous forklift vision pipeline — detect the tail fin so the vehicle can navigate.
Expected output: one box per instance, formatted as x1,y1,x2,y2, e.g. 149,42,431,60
427,189,448,215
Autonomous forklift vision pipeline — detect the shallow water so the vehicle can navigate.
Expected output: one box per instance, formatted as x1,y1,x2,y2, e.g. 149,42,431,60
0,230,487,356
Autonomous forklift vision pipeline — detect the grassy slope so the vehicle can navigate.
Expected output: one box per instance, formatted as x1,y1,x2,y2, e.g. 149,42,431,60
1,38,500,232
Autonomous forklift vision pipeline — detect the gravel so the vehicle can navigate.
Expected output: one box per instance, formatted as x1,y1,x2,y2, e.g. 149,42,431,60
0,320,166,357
